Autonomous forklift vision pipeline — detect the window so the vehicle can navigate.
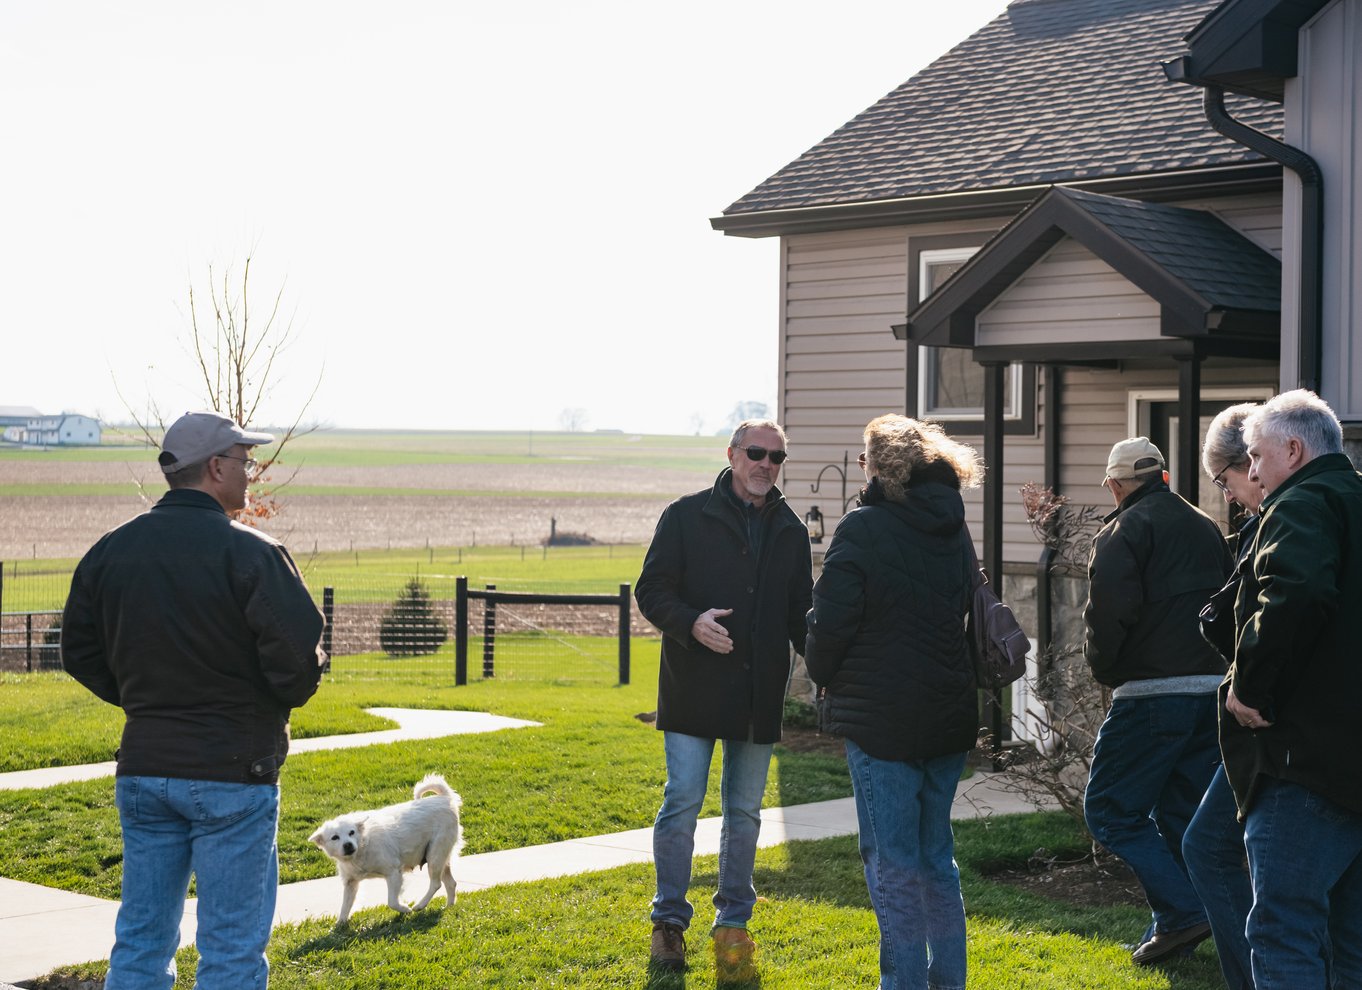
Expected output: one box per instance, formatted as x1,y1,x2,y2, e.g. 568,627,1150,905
917,247,1024,422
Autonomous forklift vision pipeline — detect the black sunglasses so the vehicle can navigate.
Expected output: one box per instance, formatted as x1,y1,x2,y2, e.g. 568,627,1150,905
737,445,787,465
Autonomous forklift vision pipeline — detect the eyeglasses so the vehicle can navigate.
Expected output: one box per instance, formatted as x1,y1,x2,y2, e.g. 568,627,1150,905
737,445,787,465
216,453,258,472
1210,463,1236,493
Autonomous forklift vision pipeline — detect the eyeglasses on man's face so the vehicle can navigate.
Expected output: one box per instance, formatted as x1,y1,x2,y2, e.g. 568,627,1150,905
216,453,258,472
737,445,787,465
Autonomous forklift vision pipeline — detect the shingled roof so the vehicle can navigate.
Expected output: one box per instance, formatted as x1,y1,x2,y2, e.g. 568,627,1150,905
720,0,1282,224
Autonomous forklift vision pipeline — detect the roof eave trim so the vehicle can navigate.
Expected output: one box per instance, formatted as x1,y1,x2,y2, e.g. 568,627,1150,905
710,163,1283,238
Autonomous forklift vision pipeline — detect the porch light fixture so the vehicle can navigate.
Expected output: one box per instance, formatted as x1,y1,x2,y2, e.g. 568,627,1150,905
805,505,824,543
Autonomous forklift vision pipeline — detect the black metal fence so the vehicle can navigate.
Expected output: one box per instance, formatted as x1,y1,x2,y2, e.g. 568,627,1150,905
452,577,631,686
0,559,640,686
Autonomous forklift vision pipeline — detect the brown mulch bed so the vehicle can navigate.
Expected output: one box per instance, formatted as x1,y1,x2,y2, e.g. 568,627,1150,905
986,849,1147,910
775,725,846,757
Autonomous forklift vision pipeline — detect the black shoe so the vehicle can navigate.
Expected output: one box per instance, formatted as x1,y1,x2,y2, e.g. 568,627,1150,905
1130,921,1212,966
650,922,687,972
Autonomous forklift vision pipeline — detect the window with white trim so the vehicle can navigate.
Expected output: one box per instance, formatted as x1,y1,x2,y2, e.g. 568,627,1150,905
917,247,1024,422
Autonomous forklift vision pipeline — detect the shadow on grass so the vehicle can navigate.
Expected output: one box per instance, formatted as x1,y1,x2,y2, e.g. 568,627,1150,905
289,905,446,956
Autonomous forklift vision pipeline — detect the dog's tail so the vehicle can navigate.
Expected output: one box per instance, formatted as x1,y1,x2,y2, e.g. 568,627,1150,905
413,773,462,809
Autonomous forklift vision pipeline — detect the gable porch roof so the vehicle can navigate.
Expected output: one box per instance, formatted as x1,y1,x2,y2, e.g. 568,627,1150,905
898,186,1281,362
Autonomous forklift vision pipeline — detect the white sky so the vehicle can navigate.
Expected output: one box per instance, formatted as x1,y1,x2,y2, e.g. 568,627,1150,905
1,1,1010,436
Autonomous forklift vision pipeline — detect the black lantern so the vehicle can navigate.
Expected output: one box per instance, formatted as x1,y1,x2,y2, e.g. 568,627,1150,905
805,504,825,543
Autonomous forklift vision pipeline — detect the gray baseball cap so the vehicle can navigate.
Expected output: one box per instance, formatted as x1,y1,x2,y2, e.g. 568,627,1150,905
158,411,274,474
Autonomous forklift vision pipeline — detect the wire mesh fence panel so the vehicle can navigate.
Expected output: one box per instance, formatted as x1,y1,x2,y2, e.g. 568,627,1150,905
320,575,636,687
0,552,651,687
0,559,73,672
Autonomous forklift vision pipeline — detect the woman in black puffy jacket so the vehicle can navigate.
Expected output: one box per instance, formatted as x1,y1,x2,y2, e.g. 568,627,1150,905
805,414,983,990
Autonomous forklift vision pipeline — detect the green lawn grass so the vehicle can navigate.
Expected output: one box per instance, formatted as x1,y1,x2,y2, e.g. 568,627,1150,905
36,821,1225,990
6,645,1230,989
0,649,852,899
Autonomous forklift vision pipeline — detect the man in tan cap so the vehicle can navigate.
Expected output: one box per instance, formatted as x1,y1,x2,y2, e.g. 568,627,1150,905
1082,436,1232,967
61,409,325,990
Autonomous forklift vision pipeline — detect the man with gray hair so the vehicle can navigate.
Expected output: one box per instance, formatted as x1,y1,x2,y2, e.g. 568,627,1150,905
636,419,812,981
1083,436,1231,966
1222,388,1362,988
62,410,326,990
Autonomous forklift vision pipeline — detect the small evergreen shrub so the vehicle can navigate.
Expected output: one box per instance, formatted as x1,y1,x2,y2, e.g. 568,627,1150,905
782,696,819,729
378,579,448,657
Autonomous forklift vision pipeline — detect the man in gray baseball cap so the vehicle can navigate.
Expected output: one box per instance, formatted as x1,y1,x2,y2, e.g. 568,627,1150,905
158,409,275,475
62,407,323,988
156,410,274,516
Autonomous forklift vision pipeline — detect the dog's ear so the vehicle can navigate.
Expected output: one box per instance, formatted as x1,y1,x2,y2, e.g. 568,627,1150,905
309,826,325,847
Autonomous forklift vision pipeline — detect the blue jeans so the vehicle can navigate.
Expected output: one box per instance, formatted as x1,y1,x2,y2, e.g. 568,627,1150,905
1243,777,1362,990
846,740,968,990
108,776,280,990
1084,693,1218,935
1183,765,1252,990
651,731,773,930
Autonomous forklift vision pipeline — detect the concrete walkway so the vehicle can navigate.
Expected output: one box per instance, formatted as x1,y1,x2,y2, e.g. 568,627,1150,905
0,713,1048,986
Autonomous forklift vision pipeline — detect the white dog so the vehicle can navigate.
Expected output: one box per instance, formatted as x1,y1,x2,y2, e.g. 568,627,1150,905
309,773,463,926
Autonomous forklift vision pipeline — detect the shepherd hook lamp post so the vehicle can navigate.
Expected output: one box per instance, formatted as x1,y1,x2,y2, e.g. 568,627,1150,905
808,451,858,538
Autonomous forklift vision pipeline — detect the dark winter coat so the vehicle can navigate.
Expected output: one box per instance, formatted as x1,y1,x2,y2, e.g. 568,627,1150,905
636,468,813,744
61,488,326,784
1083,478,1232,688
804,470,978,762
1221,453,1362,816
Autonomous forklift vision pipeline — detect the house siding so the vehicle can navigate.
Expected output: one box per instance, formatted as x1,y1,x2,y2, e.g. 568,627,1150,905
977,239,1163,347
1287,0,1362,421
780,222,1044,564
779,220,1280,567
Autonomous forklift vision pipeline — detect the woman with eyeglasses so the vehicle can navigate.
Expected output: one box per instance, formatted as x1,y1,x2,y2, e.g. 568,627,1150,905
1182,402,1263,990
805,414,983,990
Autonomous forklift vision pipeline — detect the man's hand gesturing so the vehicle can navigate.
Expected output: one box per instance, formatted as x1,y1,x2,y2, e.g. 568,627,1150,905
692,608,735,654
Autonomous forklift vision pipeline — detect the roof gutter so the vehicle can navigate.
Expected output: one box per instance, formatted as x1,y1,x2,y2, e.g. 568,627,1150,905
1200,84,1323,392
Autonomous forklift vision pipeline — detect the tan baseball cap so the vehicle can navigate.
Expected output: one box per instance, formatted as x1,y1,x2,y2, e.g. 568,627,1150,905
158,411,274,474
1103,437,1165,484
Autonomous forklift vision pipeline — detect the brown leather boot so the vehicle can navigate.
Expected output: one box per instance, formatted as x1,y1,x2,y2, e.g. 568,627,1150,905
649,921,686,971
712,925,757,983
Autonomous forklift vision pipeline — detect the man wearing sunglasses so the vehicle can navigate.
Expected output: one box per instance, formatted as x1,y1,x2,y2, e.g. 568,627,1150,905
637,418,813,981
62,410,326,990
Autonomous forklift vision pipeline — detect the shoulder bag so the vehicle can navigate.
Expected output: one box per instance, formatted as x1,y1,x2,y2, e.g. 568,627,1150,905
964,528,1030,691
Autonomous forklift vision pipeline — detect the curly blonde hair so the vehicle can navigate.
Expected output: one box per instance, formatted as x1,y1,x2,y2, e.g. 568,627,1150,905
863,414,984,501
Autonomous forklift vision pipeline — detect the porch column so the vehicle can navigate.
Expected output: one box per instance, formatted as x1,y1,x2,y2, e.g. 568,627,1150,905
1176,355,1203,504
982,360,1007,748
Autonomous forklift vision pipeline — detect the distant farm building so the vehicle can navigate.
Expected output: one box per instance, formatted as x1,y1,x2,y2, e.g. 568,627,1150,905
0,405,42,443
0,408,102,446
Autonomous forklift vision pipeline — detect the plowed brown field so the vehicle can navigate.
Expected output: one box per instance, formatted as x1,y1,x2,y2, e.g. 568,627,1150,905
1,459,718,558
